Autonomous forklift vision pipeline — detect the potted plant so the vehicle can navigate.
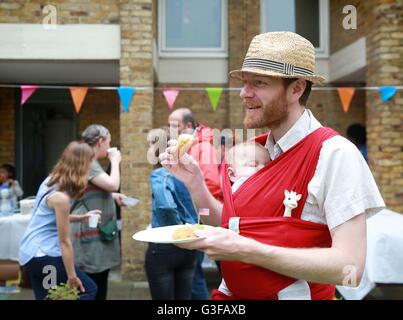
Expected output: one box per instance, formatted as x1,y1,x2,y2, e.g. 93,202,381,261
46,283,79,300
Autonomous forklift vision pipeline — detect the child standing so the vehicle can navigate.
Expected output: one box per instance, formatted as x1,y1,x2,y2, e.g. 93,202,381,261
0,164,23,216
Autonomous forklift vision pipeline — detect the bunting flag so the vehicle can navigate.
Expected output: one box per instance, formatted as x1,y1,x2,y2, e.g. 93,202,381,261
69,87,88,113
117,87,136,113
379,86,397,102
206,88,223,111
20,85,38,105
162,89,180,109
337,88,356,113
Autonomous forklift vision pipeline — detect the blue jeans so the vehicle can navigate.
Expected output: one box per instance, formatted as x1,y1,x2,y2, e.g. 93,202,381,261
24,256,97,300
145,243,196,300
192,251,209,300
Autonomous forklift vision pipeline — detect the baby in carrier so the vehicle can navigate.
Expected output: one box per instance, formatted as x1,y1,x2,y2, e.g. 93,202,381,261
219,141,311,300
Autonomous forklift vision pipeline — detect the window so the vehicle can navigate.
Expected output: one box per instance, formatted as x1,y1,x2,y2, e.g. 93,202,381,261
159,0,227,57
261,0,329,57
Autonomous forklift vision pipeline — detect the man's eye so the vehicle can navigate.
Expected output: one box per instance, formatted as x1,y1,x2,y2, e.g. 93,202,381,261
253,80,266,86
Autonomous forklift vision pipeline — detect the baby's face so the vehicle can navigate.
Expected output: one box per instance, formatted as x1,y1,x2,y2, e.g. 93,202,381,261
228,145,270,182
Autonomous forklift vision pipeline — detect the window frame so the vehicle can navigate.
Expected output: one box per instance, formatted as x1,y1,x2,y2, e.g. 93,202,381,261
260,0,329,58
158,0,228,58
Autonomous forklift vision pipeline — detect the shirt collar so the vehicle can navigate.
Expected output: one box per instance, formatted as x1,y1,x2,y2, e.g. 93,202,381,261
265,109,322,160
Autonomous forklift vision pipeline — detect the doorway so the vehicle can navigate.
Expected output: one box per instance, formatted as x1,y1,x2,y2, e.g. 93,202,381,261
17,89,77,197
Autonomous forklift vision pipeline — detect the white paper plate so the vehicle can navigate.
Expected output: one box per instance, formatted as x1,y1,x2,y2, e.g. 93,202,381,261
132,225,209,244
122,196,139,207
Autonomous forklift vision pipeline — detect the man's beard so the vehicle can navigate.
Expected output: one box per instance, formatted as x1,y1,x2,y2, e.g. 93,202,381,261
243,93,289,129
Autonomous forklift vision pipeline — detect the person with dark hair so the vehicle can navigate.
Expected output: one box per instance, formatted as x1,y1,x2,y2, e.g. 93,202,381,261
19,141,99,300
347,124,367,161
2,164,16,180
0,164,23,216
160,32,385,300
71,124,126,300
145,128,197,300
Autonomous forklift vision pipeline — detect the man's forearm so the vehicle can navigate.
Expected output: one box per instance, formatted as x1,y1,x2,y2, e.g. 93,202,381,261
242,240,362,286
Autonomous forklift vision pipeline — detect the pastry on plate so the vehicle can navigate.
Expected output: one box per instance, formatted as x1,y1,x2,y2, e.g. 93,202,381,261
172,226,197,240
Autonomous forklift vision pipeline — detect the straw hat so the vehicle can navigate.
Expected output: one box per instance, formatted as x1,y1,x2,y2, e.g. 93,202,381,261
229,32,325,85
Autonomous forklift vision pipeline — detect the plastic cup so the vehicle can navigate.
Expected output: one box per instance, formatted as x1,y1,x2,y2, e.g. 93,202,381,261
88,214,100,228
107,147,118,154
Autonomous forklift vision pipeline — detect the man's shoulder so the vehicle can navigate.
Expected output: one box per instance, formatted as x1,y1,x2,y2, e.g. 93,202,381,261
311,134,368,175
321,134,359,156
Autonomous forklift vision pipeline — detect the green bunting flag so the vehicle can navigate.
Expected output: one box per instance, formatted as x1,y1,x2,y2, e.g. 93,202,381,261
206,88,223,111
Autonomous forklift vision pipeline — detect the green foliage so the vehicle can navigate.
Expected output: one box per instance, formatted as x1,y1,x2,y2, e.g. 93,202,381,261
46,283,79,300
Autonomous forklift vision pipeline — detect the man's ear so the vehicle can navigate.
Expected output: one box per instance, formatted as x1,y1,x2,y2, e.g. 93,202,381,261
287,79,306,104
228,167,236,183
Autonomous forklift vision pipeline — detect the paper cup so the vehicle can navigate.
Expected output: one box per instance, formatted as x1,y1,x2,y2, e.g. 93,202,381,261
89,214,100,228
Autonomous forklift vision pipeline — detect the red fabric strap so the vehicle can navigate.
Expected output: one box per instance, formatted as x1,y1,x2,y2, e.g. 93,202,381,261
219,127,339,300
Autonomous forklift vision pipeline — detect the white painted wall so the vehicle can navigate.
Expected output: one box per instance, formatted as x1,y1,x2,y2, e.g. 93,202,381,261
330,37,366,83
157,58,228,84
157,57,329,84
315,59,330,83
0,24,120,60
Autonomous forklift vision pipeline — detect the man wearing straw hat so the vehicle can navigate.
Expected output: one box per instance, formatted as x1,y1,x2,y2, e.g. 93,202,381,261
160,32,385,300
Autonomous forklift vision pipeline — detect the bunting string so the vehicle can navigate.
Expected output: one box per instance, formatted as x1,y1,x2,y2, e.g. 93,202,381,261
1,84,401,114
1,84,403,91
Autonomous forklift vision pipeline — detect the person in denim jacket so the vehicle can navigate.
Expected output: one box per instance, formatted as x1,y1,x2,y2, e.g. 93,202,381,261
145,128,197,300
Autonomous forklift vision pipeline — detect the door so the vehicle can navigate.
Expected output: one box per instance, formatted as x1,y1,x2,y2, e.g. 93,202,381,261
18,89,77,197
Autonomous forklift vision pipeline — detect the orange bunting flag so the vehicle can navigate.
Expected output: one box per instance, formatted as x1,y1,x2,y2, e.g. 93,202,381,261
69,87,88,113
337,88,355,113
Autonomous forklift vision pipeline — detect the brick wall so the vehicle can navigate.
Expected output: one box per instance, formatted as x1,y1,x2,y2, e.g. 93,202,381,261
330,0,369,54
119,0,154,280
78,89,120,148
309,90,366,136
228,0,261,130
153,85,229,130
78,89,120,169
0,0,119,24
0,89,15,165
153,0,262,133
366,0,403,213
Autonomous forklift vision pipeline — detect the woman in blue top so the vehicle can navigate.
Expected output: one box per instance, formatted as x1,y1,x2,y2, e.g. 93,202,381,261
19,141,100,300
145,128,197,300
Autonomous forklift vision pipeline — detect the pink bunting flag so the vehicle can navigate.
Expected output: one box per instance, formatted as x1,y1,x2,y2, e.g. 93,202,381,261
20,85,38,105
162,89,180,109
